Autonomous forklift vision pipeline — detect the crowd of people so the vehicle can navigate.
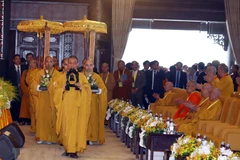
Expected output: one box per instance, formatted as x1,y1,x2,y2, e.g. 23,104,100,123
5,53,240,158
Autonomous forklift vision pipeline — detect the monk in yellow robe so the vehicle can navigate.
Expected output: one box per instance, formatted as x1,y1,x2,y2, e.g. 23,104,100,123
150,82,175,114
178,88,222,135
55,57,69,145
203,66,219,88
83,59,108,144
173,80,201,120
215,64,234,100
32,56,60,144
174,83,213,127
26,59,41,133
100,63,115,102
54,56,91,158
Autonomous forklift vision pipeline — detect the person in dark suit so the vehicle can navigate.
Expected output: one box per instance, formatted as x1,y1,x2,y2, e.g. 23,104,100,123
144,60,166,103
5,54,27,122
130,61,146,107
141,60,150,72
196,62,206,85
167,62,187,89
23,53,34,69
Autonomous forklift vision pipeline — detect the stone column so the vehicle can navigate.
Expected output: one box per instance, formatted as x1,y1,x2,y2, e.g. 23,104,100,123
88,0,112,72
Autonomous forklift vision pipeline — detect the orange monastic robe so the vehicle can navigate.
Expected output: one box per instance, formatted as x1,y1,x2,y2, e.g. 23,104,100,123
113,69,133,101
0,109,12,129
19,70,31,119
173,91,201,120
100,72,115,102
54,66,61,71
26,68,40,133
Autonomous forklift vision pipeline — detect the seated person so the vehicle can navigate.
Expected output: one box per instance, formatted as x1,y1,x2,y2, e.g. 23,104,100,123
173,80,201,120
174,83,213,126
178,88,222,135
149,82,175,114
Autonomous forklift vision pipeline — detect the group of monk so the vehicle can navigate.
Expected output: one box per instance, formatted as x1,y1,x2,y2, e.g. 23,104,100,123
150,63,235,136
11,53,239,158
19,55,108,158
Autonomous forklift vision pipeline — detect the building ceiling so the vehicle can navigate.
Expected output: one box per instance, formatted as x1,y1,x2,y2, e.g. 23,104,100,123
13,0,225,21
13,0,225,22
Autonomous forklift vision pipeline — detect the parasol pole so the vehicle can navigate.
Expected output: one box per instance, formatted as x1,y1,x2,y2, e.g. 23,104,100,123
37,33,42,68
89,30,96,62
43,23,51,69
84,34,89,59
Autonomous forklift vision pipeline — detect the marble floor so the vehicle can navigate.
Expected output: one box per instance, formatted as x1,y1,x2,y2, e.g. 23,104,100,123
17,126,137,160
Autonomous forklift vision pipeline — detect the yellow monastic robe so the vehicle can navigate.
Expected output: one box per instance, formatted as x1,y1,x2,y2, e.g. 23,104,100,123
178,99,222,135
216,74,234,99
26,68,40,133
54,72,91,153
100,72,115,102
87,73,108,144
19,70,31,119
32,68,60,142
212,76,219,88
174,97,211,127
150,90,175,114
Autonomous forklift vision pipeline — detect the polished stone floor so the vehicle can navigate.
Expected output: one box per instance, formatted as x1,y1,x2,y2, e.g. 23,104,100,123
18,126,137,160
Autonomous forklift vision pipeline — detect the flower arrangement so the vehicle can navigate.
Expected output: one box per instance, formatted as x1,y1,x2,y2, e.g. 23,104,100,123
170,135,240,160
40,67,52,88
86,74,98,90
0,79,17,116
171,135,199,158
143,117,166,136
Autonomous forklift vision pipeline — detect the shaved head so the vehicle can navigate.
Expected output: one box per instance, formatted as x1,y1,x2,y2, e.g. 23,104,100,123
206,66,217,76
201,83,214,98
210,88,221,101
164,81,173,92
29,59,37,69
186,80,197,94
84,59,94,72
101,63,109,73
45,56,53,69
102,63,109,67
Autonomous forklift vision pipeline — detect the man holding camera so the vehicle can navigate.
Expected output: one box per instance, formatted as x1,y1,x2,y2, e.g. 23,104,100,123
54,56,91,158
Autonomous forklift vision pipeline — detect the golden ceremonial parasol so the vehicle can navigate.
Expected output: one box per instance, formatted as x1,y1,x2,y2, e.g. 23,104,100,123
63,15,107,62
17,16,64,67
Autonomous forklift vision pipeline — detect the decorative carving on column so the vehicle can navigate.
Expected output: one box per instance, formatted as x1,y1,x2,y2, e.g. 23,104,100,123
0,0,4,58
63,32,73,58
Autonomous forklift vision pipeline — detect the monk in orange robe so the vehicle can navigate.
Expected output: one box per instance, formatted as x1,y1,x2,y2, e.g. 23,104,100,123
173,80,201,120
19,61,37,125
100,63,115,102
113,60,133,101
53,56,61,71
26,59,42,133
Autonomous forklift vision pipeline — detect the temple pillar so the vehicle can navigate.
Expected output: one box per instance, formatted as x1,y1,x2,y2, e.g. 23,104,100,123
88,0,112,71
3,0,11,60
